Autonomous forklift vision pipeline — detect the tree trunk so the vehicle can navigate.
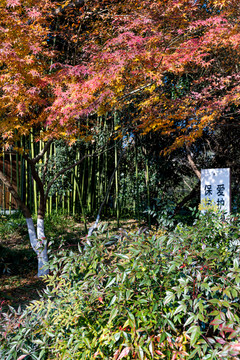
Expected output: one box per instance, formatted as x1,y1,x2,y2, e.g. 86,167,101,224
0,170,49,277
26,217,49,277
37,217,49,276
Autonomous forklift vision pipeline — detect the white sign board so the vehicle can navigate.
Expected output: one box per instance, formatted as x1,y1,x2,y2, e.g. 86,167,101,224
200,168,230,214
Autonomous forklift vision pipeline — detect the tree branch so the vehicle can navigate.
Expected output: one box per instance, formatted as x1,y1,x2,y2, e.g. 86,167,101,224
0,171,31,218
186,145,201,180
32,139,53,165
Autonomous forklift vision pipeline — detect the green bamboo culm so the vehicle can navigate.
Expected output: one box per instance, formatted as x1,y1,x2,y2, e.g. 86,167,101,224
9,151,13,214
86,116,92,214
2,147,6,214
104,115,108,215
96,115,104,210
62,192,65,213
29,134,33,213
96,147,100,210
39,135,44,209
74,171,87,233
87,147,93,214
67,189,70,215
81,150,86,206
25,156,28,208
56,191,59,213
49,142,53,215
72,155,78,216
146,156,151,229
16,143,19,199
135,136,140,222
114,112,120,228
20,137,24,203
43,137,48,215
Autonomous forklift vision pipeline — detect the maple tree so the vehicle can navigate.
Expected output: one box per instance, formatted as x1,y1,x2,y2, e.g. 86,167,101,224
65,0,239,147
0,0,240,275
0,0,104,276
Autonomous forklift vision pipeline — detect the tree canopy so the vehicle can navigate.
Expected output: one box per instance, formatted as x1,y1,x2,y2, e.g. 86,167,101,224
1,0,239,151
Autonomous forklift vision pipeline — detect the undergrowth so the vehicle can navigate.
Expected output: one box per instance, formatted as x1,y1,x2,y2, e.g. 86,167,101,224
1,211,240,359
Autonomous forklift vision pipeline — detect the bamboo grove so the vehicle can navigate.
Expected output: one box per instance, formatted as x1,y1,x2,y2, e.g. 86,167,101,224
0,113,158,229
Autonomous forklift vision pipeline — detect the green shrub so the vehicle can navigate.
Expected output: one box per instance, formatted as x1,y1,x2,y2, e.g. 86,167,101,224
1,212,240,359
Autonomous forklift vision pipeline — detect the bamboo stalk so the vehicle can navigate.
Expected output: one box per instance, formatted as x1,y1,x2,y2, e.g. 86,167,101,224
9,151,13,214
74,173,87,233
73,158,77,215
87,147,93,214
67,190,70,215
49,142,53,215
56,191,59,213
81,150,86,204
146,156,151,229
38,136,44,209
2,148,6,213
62,193,65,213
114,113,120,227
25,156,28,208
96,147,100,210
46,198,49,216
20,137,24,203
16,144,19,197
29,135,33,213
104,116,108,214
135,136,140,222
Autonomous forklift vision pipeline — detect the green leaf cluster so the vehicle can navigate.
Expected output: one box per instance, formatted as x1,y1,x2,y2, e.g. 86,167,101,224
1,213,240,359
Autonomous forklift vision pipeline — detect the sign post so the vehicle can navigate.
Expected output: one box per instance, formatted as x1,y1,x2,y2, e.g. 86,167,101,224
200,168,230,215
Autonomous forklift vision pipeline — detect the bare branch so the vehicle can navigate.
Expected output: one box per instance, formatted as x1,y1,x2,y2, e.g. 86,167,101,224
32,139,53,165
42,147,51,186
0,170,31,218
119,82,154,100
186,145,201,180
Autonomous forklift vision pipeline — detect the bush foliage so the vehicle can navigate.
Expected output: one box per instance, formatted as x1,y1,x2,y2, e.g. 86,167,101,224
1,212,240,359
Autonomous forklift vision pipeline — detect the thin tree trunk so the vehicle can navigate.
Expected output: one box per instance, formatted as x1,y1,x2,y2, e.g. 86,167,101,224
186,145,201,180
0,170,48,277
37,217,49,276
26,217,49,277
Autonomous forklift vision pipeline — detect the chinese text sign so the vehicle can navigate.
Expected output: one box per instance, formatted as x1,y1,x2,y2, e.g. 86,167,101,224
200,168,230,214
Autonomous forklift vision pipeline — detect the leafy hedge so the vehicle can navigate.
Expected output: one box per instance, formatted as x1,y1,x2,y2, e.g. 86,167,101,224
1,212,240,359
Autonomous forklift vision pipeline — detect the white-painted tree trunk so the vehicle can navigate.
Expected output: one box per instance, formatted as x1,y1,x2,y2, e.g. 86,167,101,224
26,218,49,277
37,218,49,276
87,214,100,238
